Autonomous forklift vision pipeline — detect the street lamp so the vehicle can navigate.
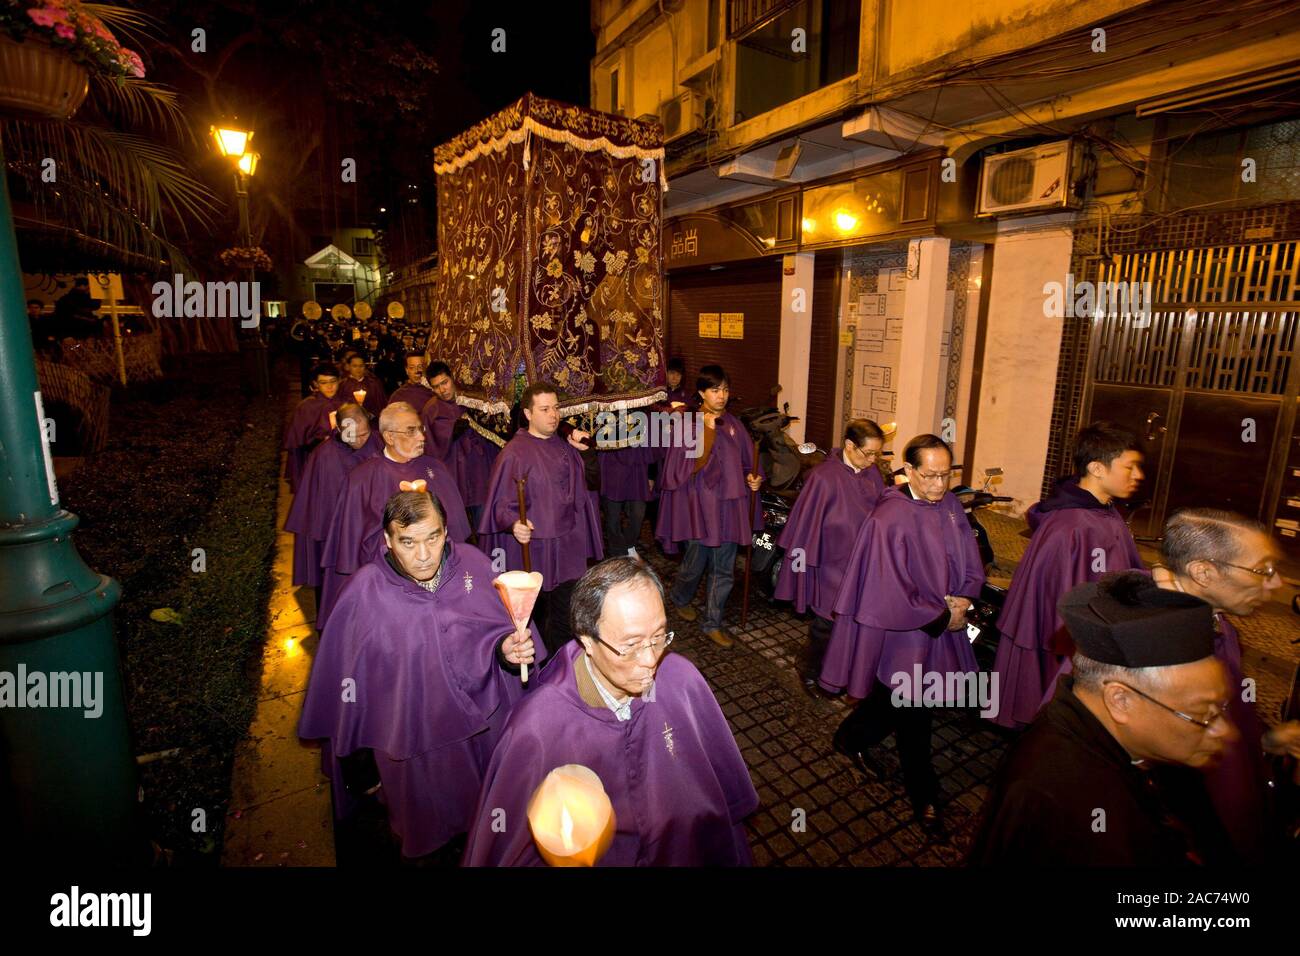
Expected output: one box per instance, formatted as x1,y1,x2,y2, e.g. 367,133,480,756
212,121,269,395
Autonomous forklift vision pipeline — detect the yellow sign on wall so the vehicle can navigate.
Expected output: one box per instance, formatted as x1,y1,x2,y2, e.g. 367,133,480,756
698,312,720,337
720,312,744,339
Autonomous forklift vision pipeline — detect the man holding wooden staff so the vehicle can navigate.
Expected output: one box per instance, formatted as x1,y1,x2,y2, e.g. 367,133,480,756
477,381,604,655
655,364,763,648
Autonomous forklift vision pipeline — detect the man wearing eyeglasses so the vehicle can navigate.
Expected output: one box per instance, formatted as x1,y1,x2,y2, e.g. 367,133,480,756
318,402,470,629
774,419,889,696
819,433,985,830
970,571,1239,866
990,421,1146,729
1152,509,1299,862
463,557,758,866
283,363,345,493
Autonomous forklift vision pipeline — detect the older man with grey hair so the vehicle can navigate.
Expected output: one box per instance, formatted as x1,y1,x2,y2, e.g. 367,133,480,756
970,571,1239,866
1153,508,1299,862
317,401,469,629
463,557,758,866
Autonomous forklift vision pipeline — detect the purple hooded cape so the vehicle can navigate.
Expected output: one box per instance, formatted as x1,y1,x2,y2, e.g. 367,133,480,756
390,382,435,411
1204,614,1271,861
989,478,1144,729
655,412,764,554
339,371,387,418
284,430,382,586
317,451,470,628
475,429,603,591
451,425,500,509
774,450,885,620
462,641,758,866
819,486,985,701
283,392,344,493
298,543,544,858
418,396,465,462
598,444,657,502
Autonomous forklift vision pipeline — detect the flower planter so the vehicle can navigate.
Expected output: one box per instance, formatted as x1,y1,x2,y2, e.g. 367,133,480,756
0,35,89,120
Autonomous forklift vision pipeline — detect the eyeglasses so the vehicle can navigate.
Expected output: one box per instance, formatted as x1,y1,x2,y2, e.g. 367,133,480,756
1210,559,1279,580
594,631,674,659
385,425,424,438
1104,681,1231,731
911,470,952,483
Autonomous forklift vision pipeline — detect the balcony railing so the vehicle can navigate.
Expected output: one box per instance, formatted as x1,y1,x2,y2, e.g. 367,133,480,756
728,0,801,39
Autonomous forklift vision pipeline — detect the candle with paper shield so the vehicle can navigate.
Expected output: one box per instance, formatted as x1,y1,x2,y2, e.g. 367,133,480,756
328,410,338,431
493,570,542,683
526,764,616,867
352,389,366,404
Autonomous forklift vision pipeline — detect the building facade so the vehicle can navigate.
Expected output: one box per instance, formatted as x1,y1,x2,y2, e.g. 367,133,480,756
591,0,1300,566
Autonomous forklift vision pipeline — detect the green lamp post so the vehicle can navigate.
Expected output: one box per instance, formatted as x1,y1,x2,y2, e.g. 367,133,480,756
0,39,143,863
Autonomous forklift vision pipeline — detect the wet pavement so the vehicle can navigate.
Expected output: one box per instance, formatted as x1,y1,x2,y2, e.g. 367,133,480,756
223,397,1299,866
647,508,1298,867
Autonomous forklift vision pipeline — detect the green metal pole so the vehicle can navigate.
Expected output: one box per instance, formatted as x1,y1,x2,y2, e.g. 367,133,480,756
0,140,143,863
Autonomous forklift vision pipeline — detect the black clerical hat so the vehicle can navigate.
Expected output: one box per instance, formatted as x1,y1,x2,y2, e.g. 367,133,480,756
1058,572,1215,667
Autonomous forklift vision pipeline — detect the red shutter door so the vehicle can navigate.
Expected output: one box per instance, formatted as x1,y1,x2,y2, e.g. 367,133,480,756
666,260,782,412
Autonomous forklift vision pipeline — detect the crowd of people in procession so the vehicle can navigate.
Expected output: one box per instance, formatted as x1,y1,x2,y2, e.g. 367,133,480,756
283,338,1300,867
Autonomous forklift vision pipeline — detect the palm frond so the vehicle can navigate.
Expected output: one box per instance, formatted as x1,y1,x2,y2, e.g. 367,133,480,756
3,117,222,272
81,3,162,47
87,74,194,144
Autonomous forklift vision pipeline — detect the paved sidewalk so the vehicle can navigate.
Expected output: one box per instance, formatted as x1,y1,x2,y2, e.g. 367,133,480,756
221,384,335,867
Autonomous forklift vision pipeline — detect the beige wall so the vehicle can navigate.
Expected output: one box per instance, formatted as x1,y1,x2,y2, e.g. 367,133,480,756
971,218,1074,511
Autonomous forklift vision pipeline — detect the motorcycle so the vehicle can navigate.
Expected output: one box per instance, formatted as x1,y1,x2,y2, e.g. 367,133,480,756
950,467,1013,654
739,400,825,597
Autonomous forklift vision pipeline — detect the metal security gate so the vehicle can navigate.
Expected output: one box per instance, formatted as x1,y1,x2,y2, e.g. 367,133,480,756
1080,242,1300,550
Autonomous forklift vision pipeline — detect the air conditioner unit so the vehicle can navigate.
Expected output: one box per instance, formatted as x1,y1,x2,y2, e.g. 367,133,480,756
660,90,705,142
977,140,1078,217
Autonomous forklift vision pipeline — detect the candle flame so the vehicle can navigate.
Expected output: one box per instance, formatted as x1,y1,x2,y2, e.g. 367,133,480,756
559,802,575,853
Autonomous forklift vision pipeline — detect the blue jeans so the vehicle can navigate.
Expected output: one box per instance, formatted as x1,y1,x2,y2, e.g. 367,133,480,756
670,540,738,631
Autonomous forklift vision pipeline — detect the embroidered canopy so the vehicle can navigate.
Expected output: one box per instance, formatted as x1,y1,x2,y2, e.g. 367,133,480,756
430,94,667,419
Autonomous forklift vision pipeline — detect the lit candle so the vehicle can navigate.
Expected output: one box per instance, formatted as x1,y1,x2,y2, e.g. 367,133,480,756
526,764,615,867
353,389,366,404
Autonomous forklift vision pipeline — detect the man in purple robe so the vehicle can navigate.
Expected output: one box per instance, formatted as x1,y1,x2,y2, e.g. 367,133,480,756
990,421,1145,729
774,419,887,695
300,490,541,862
462,557,757,866
656,365,763,649
284,403,380,609
389,352,434,410
338,350,387,418
1153,509,1299,863
477,381,603,654
416,360,500,526
417,361,465,462
318,402,470,629
820,434,985,829
283,363,344,493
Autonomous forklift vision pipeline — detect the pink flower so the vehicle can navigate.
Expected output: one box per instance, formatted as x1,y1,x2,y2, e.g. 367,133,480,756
54,22,76,40
123,49,145,78
26,8,60,27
